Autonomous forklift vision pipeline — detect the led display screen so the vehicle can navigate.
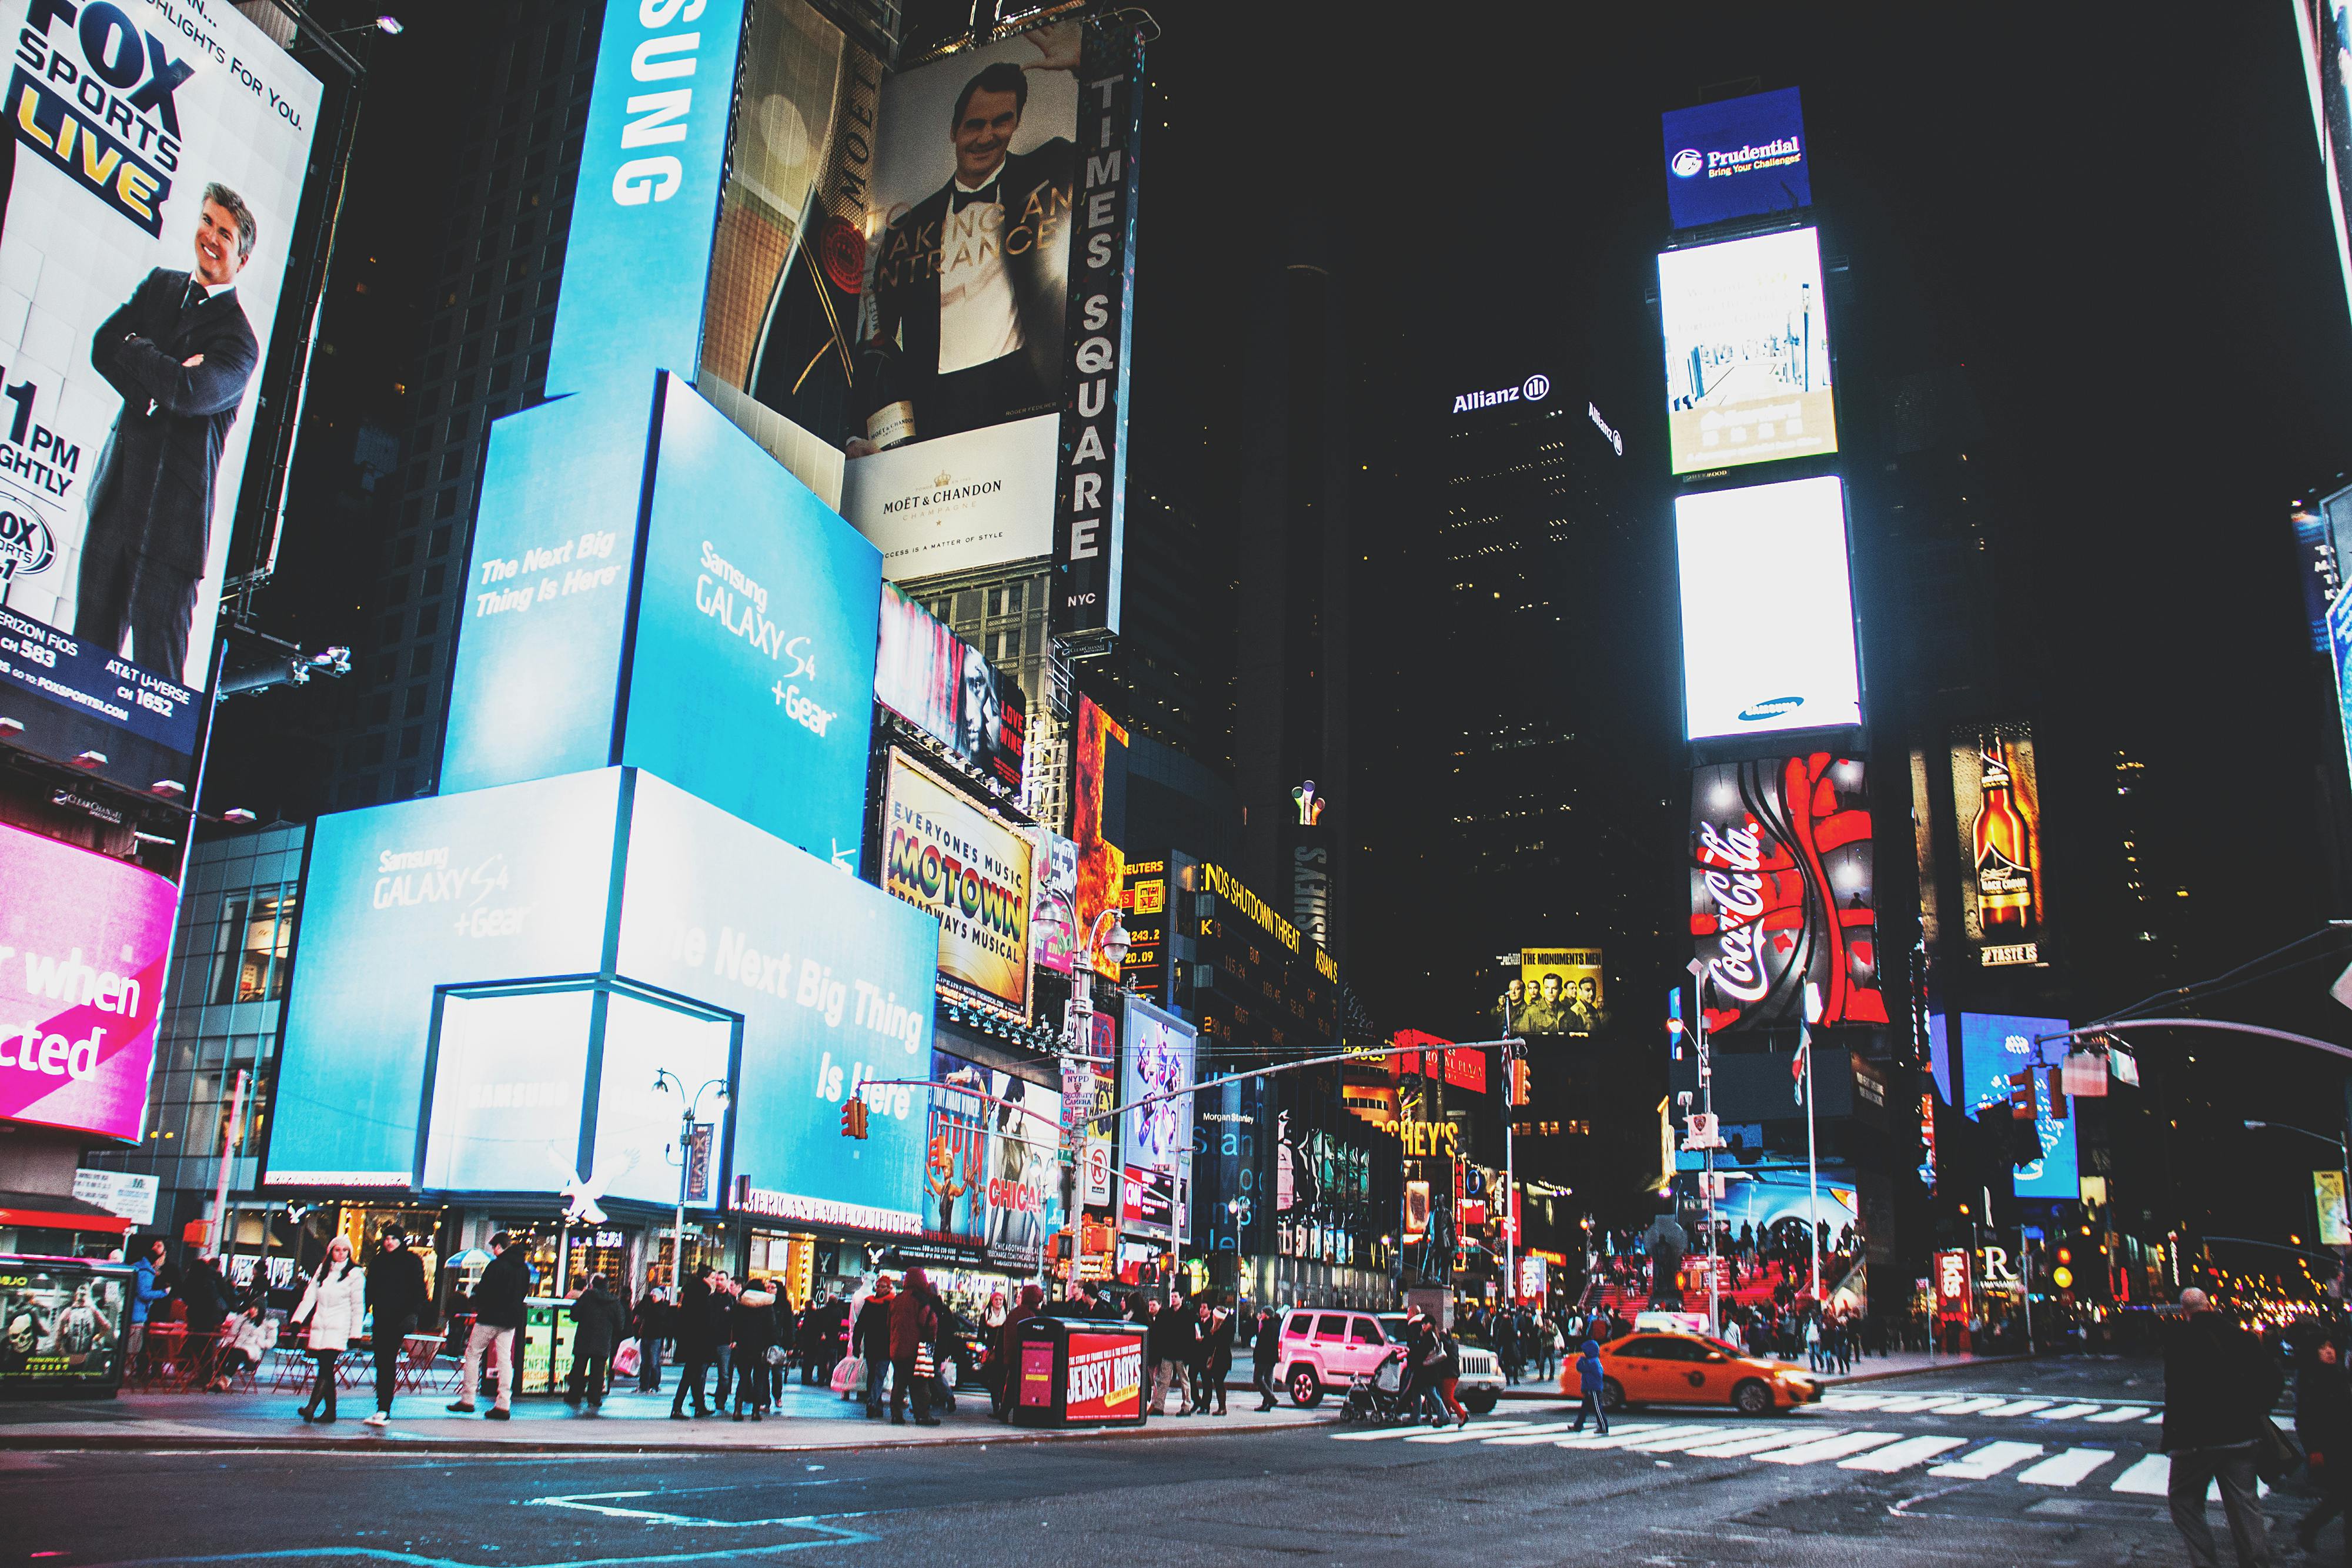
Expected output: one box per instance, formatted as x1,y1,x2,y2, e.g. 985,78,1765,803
1120,994,1195,1182
881,752,1033,1017
2330,588,2352,795
1690,754,1886,1032
1956,1012,2080,1199
267,771,623,1188
1659,227,1837,474
1950,723,2047,968
1675,475,1860,741
1661,87,1810,230
593,994,735,1209
2296,0,2352,333
0,824,176,1142
927,1052,1062,1269
0,0,319,793
421,989,594,1195
875,581,1025,793
614,771,936,1236
1516,947,1607,1036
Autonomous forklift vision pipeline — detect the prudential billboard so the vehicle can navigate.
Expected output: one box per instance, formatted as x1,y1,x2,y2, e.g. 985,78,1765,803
1662,87,1810,230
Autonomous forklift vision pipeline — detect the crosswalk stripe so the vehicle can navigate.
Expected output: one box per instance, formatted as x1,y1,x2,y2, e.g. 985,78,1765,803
1627,1427,1752,1453
1335,1421,1528,1442
2112,1453,2168,1494
1875,1395,1965,1413
2142,1410,2167,1423
1679,1427,1840,1458
2017,1447,2114,1487
2029,1403,2104,1422
1977,1399,2054,1417
1818,1392,1887,1410
1838,1435,1969,1472
1930,1441,2044,1479
2087,1406,2154,1423
1403,1422,1538,1444
1755,1430,1903,1466
1481,1423,1591,1446
1553,1423,1710,1450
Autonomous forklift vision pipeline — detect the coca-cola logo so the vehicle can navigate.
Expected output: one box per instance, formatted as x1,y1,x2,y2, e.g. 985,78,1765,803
1695,819,1769,1002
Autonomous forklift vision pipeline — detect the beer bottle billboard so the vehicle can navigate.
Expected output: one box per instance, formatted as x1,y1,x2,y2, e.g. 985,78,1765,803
1950,726,2046,966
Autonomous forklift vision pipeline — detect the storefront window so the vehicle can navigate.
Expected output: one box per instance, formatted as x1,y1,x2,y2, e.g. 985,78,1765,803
209,888,298,1004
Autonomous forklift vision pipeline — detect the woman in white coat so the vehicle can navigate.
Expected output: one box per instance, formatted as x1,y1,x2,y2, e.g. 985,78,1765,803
293,1235,366,1423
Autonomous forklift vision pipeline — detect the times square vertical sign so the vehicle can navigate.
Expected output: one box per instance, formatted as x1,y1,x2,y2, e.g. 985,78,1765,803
1050,21,1146,643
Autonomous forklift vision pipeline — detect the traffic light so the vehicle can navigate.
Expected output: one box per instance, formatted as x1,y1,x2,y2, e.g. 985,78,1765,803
2045,1066,2067,1121
840,1097,869,1139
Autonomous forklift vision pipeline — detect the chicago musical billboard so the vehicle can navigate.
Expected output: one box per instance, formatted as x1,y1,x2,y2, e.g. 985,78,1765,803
1675,474,1861,741
1949,723,2046,968
0,0,320,790
1658,227,1838,474
1689,753,1886,1032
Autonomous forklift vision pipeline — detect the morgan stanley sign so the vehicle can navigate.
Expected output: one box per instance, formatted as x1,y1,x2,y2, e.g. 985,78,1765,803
1662,86,1810,230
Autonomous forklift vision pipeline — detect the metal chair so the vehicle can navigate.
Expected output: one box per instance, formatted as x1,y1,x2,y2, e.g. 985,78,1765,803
395,1332,449,1393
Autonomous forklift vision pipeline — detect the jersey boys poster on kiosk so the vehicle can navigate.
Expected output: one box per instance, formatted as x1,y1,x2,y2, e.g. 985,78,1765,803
0,0,320,788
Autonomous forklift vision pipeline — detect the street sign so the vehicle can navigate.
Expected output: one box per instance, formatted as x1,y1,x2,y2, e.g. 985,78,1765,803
684,1124,713,1201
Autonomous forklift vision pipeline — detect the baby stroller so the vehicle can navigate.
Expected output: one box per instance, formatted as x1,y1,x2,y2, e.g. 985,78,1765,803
1339,1345,1416,1424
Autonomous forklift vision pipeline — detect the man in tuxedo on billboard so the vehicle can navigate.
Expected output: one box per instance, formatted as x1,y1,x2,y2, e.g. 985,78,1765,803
860,29,1077,451
78,184,261,683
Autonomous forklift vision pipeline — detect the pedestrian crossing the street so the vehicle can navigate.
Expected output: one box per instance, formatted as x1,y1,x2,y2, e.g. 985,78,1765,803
1328,1414,2259,1501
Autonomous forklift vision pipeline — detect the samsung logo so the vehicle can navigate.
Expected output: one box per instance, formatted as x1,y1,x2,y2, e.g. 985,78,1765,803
611,0,708,206
1738,695,1805,723
1452,374,1551,414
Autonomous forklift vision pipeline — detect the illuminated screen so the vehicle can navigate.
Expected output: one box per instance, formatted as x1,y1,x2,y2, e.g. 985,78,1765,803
622,377,882,868
1661,87,1809,230
0,824,176,1142
593,993,734,1209
874,582,1025,794
1950,724,2046,968
268,771,623,1188
1956,1012,2080,1199
1120,995,1195,1181
1675,475,1860,740
1658,227,1838,473
0,0,319,793
614,771,936,1233
881,753,1033,1016
422,990,594,1194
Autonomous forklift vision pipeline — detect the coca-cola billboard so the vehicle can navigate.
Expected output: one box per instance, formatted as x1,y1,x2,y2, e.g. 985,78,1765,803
1690,754,1886,1033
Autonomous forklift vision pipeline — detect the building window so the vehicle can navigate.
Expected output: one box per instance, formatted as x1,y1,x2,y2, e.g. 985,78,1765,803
209,889,298,1004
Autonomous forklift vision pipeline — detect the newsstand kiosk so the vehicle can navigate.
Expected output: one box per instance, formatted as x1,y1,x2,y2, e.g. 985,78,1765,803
1010,1316,1149,1428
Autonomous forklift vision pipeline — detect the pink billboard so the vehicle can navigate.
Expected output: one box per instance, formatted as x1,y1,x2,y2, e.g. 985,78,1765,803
0,825,176,1141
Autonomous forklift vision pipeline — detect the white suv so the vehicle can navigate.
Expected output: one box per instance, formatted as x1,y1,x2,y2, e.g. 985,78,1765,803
1277,1308,1504,1413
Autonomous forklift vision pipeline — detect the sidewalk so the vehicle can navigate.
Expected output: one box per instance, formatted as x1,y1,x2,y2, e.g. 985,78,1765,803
0,1375,1337,1455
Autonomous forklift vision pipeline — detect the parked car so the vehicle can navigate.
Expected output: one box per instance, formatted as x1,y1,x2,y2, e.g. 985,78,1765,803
1572,1330,1818,1416
1274,1308,1508,1412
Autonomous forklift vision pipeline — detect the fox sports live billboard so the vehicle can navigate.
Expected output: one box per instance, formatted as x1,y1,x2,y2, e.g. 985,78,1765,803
1658,226,1836,474
1675,474,1860,741
0,0,319,788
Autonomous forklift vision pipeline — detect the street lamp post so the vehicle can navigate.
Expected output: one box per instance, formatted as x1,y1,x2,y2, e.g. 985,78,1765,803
653,1071,730,1298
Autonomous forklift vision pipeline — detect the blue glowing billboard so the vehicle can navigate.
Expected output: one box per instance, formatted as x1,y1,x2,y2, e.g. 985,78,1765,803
1956,1012,2080,1199
623,378,881,868
2331,587,2352,787
266,771,624,1189
614,771,936,1235
1662,86,1810,230
546,0,748,401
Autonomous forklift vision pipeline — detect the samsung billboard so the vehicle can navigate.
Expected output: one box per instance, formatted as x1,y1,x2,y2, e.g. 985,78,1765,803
1659,226,1838,474
1661,87,1810,230
1675,474,1861,742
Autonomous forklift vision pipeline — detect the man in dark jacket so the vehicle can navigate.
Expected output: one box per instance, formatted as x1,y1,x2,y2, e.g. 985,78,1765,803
564,1275,628,1413
2163,1286,2284,1567
728,1282,779,1421
1253,1307,1283,1410
451,1232,529,1419
670,1267,717,1419
1148,1293,1197,1416
1194,1295,1235,1416
364,1231,428,1426
994,1283,1044,1420
855,1279,895,1418
80,186,262,682
889,1270,941,1426
632,1288,670,1393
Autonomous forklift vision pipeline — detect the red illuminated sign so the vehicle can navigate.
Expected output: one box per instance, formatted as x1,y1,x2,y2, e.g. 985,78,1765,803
1064,1332,1143,1422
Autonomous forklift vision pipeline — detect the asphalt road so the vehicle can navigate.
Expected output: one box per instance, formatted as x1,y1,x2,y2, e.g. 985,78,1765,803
0,1358,2307,1567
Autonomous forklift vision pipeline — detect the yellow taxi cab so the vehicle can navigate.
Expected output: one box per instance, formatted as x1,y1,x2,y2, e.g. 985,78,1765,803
1568,1330,1819,1415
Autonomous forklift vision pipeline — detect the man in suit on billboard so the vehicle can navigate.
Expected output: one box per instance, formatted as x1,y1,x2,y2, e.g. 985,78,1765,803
78,184,261,683
859,29,1078,452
